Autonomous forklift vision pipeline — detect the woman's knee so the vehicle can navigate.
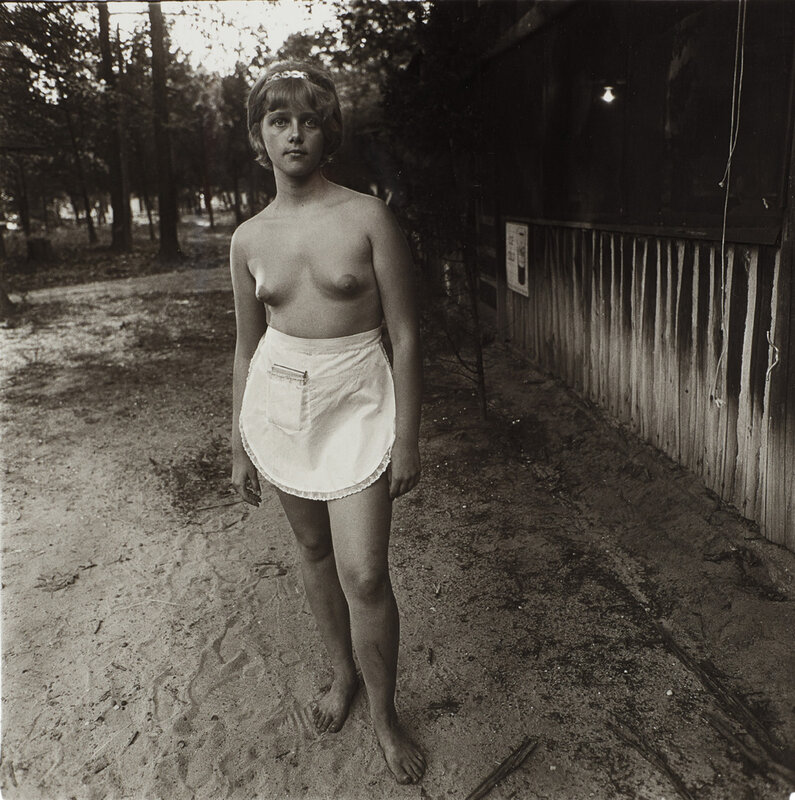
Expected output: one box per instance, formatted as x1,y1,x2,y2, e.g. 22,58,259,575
339,565,389,603
276,492,333,562
295,531,333,563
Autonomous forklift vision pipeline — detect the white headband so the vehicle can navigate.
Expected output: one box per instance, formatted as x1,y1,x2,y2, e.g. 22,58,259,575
265,70,309,84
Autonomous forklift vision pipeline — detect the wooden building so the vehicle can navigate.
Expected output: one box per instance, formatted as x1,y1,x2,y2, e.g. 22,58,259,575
470,1,795,549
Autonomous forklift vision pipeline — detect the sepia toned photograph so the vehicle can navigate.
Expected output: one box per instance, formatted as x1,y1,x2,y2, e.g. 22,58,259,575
1,1,794,798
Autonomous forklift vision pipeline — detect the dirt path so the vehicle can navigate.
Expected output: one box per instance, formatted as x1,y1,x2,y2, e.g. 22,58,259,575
1,266,793,799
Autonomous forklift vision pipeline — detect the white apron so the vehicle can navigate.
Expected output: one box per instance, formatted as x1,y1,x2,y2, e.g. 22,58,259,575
239,326,395,500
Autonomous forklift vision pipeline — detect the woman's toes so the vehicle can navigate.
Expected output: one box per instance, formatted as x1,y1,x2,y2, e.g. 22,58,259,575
311,705,325,730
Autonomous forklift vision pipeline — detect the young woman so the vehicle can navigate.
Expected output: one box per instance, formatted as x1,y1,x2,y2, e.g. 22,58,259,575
229,62,426,785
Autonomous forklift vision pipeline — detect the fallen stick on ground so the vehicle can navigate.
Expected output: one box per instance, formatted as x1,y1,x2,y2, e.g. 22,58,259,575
703,711,795,785
464,736,538,800
607,718,695,800
655,622,792,770
194,498,244,512
114,599,180,612
87,722,134,762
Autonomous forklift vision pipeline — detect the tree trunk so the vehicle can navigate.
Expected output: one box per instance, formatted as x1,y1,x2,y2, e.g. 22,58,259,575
115,30,133,247
0,225,16,320
247,162,258,218
0,285,15,319
82,195,97,243
98,3,132,251
203,191,213,226
63,104,98,244
463,199,488,419
448,137,488,418
197,109,215,227
14,161,31,237
26,238,54,261
129,129,155,242
232,172,243,225
68,194,81,227
148,2,181,259
142,192,155,242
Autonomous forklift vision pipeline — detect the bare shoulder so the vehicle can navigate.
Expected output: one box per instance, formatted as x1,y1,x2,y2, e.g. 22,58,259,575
348,189,389,217
230,212,270,274
231,214,261,256
334,189,398,235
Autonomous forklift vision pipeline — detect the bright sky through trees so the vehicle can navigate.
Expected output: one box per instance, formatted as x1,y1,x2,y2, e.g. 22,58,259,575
106,0,339,72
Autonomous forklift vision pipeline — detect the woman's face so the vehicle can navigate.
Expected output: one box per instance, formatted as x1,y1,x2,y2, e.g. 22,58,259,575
261,102,325,176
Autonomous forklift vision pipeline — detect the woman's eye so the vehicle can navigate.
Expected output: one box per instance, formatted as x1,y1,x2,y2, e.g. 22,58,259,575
304,117,320,128
272,117,287,127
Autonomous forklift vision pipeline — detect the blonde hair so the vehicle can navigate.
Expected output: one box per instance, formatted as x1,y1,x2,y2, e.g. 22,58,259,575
247,61,343,170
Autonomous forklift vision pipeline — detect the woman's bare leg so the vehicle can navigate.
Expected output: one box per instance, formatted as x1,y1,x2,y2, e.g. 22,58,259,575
326,475,426,784
275,488,358,732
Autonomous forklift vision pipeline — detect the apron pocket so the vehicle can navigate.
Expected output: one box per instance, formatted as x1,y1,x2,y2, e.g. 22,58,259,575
267,365,307,432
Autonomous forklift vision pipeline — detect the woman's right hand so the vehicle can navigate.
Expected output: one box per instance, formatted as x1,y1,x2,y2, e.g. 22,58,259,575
231,450,261,506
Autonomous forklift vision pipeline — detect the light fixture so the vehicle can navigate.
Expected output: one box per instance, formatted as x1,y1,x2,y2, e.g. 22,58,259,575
601,85,616,103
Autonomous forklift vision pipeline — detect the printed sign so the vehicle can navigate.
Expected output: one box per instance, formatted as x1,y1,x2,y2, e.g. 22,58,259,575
505,221,529,297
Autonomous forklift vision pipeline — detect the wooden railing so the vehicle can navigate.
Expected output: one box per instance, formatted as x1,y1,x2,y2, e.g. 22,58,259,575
483,223,791,548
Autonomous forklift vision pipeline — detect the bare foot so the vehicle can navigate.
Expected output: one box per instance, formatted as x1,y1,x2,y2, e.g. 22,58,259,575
373,717,426,784
311,673,358,733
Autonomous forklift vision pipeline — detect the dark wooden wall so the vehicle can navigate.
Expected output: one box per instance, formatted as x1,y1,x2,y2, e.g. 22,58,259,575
478,220,793,548
472,0,795,548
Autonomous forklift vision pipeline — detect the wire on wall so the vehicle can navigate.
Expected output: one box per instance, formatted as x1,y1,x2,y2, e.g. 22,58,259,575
712,0,748,408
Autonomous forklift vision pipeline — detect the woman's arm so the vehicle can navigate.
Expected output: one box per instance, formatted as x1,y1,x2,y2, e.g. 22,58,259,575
230,224,268,505
368,199,422,499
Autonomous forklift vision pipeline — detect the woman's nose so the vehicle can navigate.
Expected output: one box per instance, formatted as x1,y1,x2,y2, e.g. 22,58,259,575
288,121,303,142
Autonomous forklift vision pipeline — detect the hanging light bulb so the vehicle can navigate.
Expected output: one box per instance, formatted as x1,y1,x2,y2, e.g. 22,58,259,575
601,85,616,103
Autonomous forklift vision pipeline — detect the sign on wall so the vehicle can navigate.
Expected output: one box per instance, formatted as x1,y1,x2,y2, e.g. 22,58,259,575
505,221,529,297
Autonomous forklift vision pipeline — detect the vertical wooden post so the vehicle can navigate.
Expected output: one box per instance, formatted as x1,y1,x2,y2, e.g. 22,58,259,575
653,239,665,450
676,240,692,468
735,249,760,517
581,229,593,400
608,233,620,419
759,35,795,547
764,133,795,547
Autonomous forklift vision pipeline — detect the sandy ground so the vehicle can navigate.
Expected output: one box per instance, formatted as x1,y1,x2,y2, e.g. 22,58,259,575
1,262,794,800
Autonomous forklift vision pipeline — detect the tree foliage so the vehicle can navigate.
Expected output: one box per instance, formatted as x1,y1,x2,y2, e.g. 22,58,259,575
0,2,103,238
0,2,280,248
0,0,478,279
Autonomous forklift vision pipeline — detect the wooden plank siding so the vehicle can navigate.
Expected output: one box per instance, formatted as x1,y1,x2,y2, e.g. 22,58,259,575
490,223,791,548
764,235,795,546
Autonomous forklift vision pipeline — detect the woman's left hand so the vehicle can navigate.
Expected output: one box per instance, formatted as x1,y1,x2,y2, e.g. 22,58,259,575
387,440,421,499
